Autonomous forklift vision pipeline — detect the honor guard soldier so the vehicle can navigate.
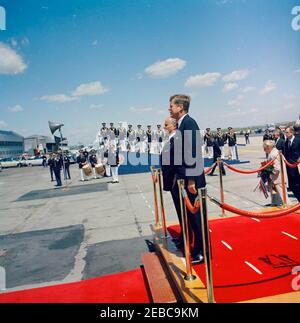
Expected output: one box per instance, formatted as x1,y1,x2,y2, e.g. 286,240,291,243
204,128,214,159
77,150,87,181
146,125,153,153
47,153,55,182
63,153,71,180
100,122,109,148
117,122,127,151
104,145,120,183
53,152,63,187
127,124,136,152
215,128,226,159
227,127,237,160
208,137,226,176
136,125,146,153
108,122,117,149
155,125,165,154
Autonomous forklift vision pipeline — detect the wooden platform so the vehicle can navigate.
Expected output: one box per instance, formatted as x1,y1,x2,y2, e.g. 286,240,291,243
142,252,178,303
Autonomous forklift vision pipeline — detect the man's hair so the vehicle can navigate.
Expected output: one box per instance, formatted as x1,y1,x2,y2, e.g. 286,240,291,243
263,140,275,148
169,94,191,112
285,126,295,133
165,117,177,126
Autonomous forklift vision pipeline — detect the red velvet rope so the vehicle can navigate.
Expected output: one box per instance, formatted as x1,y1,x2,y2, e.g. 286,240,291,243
224,159,275,175
219,201,300,219
183,196,200,214
204,163,216,175
282,156,300,169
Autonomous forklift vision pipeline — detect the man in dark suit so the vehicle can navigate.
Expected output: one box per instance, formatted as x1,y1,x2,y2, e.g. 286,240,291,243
52,152,63,187
208,138,226,176
165,94,206,264
274,128,285,152
283,126,300,202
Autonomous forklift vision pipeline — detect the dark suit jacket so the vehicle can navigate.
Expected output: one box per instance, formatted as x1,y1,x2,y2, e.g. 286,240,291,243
284,136,300,179
177,114,206,189
275,138,285,152
161,134,176,191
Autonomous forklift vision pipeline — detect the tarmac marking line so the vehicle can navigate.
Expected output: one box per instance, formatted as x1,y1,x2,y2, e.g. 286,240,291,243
221,240,233,251
281,231,298,240
244,261,263,275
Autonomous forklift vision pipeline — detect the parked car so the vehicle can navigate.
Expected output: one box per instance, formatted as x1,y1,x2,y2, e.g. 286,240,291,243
25,156,44,167
0,157,20,168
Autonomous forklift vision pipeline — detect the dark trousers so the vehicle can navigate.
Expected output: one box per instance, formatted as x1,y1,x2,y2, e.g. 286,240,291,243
245,137,250,144
49,166,54,181
54,169,62,186
64,166,71,179
171,182,204,257
287,173,300,202
210,160,226,175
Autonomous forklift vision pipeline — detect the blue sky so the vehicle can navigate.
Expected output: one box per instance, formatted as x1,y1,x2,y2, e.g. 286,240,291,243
0,0,299,144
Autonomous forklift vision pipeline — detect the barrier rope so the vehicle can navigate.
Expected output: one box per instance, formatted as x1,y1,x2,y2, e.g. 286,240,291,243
182,189,201,214
223,158,275,175
282,155,300,169
208,195,300,219
204,162,216,175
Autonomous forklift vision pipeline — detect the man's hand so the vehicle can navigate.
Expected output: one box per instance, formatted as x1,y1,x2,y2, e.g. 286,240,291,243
187,179,197,195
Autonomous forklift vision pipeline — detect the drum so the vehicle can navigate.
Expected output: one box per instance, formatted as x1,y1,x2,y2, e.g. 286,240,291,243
82,164,92,176
95,163,105,176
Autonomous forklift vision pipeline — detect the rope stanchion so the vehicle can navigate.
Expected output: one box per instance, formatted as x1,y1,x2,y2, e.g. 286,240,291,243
157,169,168,239
208,195,300,219
224,158,275,175
150,166,160,228
217,158,225,217
279,152,288,208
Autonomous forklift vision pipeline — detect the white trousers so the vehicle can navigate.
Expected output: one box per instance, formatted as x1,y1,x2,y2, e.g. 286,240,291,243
137,141,146,153
80,169,86,181
230,146,237,160
119,139,127,151
129,140,136,152
105,164,111,177
111,166,119,182
207,146,213,159
92,167,100,179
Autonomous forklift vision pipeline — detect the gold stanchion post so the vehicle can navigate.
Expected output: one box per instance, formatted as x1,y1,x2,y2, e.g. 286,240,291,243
157,169,168,239
279,152,288,208
150,166,160,228
217,158,225,217
199,187,215,303
177,179,196,282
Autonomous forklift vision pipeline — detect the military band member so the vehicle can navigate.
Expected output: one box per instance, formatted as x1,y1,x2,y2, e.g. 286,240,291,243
204,128,214,159
89,150,100,179
127,124,136,152
77,150,87,181
47,153,55,182
227,127,237,160
104,145,120,183
53,152,63,187
136,125,146,153
108,122,117,150
215,128,226,159
146,125,153,153
63,153,71,180
117,122,127,151
100,122,109,147
155,125,165,154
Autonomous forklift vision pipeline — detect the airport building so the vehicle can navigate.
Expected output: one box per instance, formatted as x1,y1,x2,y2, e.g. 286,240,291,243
0,130,25,158
24,135,57,155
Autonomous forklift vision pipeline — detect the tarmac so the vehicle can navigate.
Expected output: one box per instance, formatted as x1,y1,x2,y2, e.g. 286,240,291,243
0,135,297,293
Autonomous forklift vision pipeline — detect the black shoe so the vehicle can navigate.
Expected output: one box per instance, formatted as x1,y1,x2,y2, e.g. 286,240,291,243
208,173,217,176
191,254,204,264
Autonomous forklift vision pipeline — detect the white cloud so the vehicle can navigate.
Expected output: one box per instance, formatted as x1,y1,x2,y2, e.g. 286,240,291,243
295,68,300,74
0,120,7,129
145,58,186,78
21,37,30,47
223,69,249,82
223,82,239,92
8,104,23,112
242,86,256,93
260,80,276,95
89,104,104,110
185,72,222,88
129,107,154,113
72,81,109,97
227,94,244,107
0,42,27,75
40,94,79,103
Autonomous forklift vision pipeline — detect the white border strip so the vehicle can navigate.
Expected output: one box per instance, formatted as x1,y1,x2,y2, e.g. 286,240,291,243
244,261,263,275
221,240,233,251
281,231,298,240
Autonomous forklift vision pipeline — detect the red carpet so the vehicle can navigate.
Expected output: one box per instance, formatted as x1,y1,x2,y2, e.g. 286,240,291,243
0,268,150,303
168,213,300,303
